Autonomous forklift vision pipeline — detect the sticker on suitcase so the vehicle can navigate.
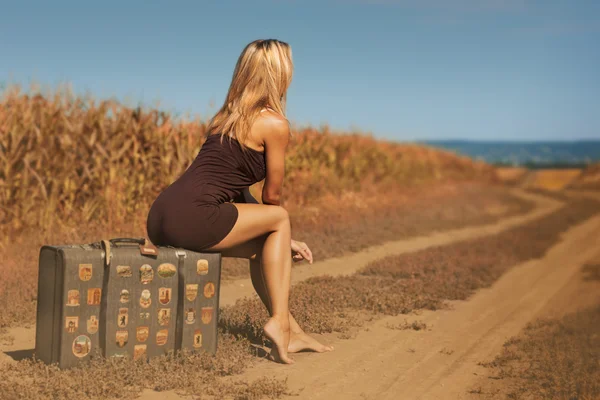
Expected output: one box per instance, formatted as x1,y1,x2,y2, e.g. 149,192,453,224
87,315,98,334
185,308,196,324
193,330,202,348
136,326,149,342
65,316,78,333
78,264,92,281
201,307,213,324
203,282,215,299
72,335,91,358
66,290,80,307
139,264,154,284
157,263,176,278
117,308,128,328
116,265,132,278
158,288,172,305
139,289,151,308
87,288,101,305
133,344,147,360
116,330,128,348
156,330,168,346
119,289,130,304
158,308,171,326
196,259,209,275
185,284,198,301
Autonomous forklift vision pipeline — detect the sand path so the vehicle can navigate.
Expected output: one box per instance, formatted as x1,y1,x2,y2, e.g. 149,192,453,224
4,189,596,400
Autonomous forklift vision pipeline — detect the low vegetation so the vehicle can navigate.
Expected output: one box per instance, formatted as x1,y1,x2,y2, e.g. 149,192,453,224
2,197,596,399
0,84,495,241
473,304,600,399
220,197,598,340
568,162,600,190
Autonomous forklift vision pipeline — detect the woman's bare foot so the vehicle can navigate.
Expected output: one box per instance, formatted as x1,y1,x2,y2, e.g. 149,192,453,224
288,331,334,353
263,317,295,364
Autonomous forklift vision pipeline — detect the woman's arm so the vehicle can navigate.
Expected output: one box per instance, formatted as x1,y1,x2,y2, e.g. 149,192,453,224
261,118,291,206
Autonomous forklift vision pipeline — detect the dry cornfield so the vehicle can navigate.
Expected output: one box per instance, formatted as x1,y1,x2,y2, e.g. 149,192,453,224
2,84,599,400
0,84,496,244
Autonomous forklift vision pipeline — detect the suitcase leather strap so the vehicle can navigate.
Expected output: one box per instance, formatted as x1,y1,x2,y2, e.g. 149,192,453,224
100,238,160,268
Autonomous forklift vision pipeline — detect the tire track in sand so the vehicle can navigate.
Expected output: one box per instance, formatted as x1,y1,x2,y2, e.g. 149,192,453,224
219,189,561,306
232,193,600,400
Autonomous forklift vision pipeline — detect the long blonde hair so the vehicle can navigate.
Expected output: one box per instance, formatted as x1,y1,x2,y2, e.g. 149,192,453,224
206,39,294,153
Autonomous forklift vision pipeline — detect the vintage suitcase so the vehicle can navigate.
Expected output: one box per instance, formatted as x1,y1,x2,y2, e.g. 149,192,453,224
35,238,222,368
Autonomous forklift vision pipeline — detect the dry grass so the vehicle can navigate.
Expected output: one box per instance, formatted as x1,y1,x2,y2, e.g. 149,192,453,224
474,305,600,399
527,169,582,191
568,163,600,190
0,334,288,400
495,167,528,186
219,197,600,341
0,183,531,330
2,197,596,400
222,183,534,279
0,84,496,242
385,320,428,331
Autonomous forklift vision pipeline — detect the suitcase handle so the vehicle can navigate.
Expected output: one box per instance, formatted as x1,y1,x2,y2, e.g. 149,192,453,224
109,237,146,246
101,237,159,267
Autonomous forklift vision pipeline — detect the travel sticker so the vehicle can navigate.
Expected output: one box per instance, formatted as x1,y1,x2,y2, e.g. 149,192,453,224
185,308,196,324
193,330,202,349
139,289,151,308
72,335,91,358
136,326,149,342
87,315,98,334
117,308,128,328
139,312,150,321
65,316,78,333
201,307,213,325
79,264,92,281
119,289,130,304
158,287,172,305
185,284,198,302
197,259,209,275
133,344,147,361
116,265,132,278
87,288,101,305
203,282,215,299
156,329,168,346
139,264,154,284
157,263,176,279
66,290,80,307
158,308,171,326
116,330,128,348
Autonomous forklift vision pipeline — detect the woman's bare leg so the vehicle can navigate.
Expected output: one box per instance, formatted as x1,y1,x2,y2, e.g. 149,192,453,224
208,229,333,353
205,203,294,364
249,258,334,353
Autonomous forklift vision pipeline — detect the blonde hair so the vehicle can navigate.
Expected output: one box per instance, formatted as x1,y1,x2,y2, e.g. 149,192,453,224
206,39,294,153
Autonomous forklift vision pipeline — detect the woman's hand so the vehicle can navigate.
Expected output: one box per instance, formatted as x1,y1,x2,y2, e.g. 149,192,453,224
291,239,313,264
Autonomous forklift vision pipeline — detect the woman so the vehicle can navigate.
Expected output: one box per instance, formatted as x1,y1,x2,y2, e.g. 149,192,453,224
146,39,333,364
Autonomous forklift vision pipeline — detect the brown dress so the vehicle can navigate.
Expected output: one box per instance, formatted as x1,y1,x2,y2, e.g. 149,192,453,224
146,132,266,251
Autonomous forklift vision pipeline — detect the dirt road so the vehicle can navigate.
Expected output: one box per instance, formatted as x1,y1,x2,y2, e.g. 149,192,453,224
2,189,597,400
220,189,561,306
236,194,600,399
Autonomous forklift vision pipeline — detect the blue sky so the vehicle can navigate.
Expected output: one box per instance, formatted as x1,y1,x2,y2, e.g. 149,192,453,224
0,0,598,141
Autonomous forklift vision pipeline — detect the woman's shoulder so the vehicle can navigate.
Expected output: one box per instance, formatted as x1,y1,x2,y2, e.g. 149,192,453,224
257,108,289,131
255,108,290,143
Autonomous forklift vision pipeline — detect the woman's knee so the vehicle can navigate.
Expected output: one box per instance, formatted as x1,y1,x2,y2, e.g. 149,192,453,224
272,205,290,229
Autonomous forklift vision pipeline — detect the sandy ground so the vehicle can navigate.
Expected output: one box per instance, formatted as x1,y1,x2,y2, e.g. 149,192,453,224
2,189,598,400
219,189,561,307
232,192,600,400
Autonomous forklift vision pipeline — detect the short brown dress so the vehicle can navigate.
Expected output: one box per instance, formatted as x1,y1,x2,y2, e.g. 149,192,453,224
146,132,266,252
